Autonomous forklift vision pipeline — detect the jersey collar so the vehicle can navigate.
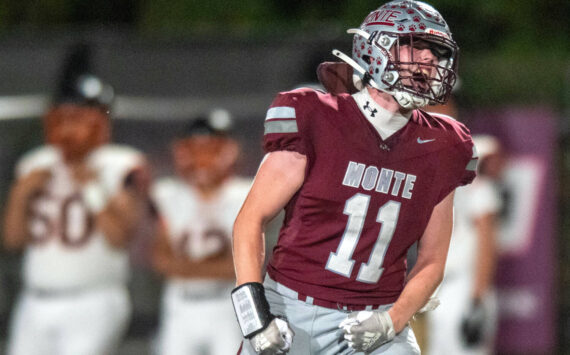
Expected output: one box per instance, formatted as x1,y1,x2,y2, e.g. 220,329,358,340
352,89,411,140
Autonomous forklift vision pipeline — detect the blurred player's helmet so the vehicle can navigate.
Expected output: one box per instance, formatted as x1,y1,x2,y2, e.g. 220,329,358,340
53,43,115,112
173,109,239,191
44,43,114,162
54,74,115,111
333,0,458,109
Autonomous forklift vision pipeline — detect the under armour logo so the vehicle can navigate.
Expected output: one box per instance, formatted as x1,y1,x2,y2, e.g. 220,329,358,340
379,143,390,151
363,101,378,117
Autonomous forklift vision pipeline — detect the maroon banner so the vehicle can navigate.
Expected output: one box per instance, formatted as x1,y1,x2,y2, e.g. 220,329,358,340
466,107,557,354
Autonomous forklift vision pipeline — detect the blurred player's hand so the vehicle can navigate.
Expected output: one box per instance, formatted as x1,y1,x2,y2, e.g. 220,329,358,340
14,169,51,199
250,318,294,355
461,300,486,347
339,310,396,352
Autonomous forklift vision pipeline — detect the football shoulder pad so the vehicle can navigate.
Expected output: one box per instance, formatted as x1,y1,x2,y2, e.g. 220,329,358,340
418,110,473,146
263,88,354,156
16,145,60,179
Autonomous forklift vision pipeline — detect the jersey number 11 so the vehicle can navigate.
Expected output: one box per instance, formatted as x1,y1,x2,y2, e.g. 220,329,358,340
326,193,401,284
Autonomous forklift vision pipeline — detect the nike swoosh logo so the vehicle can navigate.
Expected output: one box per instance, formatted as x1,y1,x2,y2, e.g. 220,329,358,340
417,137,436,144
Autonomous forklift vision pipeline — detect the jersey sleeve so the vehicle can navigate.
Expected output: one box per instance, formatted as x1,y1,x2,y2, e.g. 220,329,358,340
150,179,168,216
262,90,311,155
15,146,59,179
150,178,172,224
435,130,477,203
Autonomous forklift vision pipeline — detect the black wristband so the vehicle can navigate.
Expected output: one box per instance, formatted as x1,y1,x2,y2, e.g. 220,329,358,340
231,282,274,338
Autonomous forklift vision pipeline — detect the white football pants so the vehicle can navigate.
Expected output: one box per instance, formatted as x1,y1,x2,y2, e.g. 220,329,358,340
156,286,242,355
7,285,131,355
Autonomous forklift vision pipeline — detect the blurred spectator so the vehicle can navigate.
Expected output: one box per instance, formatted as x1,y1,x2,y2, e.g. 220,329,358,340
427,133,505,355
2,44,151,355
151,109,249,355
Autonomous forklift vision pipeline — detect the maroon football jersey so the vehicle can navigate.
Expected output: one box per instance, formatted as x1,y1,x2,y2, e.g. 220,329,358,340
263,88,476,306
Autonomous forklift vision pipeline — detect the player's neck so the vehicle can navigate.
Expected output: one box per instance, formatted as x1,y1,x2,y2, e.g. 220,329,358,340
191,181,225,201
195,186,220,201
353,88,411,140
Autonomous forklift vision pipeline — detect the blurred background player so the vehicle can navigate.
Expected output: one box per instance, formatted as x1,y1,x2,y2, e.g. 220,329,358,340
2,43,151,355
151,109,249,355
426,134,504,355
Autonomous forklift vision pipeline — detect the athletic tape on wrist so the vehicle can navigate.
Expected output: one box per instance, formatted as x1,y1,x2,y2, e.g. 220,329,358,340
231,282,273,338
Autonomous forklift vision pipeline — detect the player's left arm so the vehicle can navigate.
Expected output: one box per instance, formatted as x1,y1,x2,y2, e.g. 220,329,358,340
389,189,455,332
97,164,153,248
459,209,499,347
472,211,498,301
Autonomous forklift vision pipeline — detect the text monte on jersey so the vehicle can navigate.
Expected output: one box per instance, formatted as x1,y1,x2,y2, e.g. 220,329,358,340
342,161,416,199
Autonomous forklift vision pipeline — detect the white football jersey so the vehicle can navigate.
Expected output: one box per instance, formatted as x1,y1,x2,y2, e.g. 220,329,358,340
152,176,251,289
16,144,145,291
445,177,502,278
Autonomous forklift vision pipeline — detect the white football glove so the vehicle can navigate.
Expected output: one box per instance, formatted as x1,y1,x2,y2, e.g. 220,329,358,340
250,317,294,355
339,310,396,353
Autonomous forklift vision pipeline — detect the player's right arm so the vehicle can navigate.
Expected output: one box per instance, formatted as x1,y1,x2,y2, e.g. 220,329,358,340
3,169,51,250
232,150,306,284
231,151,305,353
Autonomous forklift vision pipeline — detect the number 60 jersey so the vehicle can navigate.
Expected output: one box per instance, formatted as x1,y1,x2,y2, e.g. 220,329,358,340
264,88,476,306
15,144,145,292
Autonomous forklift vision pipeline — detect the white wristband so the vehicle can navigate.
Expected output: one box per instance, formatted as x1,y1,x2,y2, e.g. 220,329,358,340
80,182,108,213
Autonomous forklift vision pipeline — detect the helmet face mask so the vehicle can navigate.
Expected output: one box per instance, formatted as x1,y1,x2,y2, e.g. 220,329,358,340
337,0,458,109
384,33,458,106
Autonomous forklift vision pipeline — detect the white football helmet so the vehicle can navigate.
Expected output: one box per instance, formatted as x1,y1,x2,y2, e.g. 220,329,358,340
333,0,458,109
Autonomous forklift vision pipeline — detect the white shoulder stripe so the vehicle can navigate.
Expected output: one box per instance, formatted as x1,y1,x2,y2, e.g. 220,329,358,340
266,106,296,121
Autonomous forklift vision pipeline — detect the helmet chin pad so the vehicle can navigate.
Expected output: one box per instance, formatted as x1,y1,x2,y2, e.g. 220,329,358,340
393,91,430,109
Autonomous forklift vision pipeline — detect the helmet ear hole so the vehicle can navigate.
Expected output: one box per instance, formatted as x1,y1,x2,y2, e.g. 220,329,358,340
362,55,373,64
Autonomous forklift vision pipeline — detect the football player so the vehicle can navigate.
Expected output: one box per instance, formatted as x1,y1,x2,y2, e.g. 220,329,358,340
427,134,503,355
3,45,150,355
151,110,250,355
231,1,477,354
